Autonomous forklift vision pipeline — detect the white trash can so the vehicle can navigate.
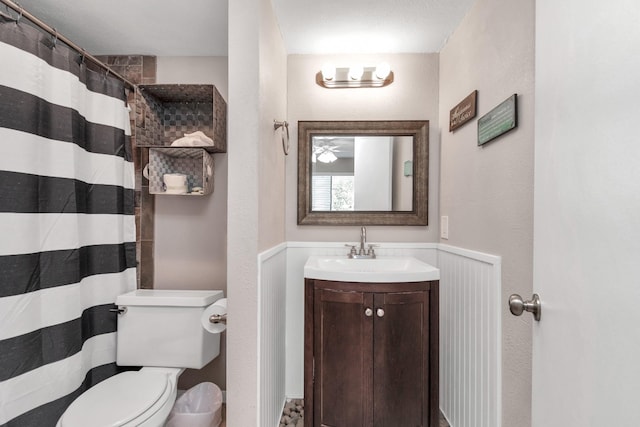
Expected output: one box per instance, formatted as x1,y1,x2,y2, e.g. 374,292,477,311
165,382,223,427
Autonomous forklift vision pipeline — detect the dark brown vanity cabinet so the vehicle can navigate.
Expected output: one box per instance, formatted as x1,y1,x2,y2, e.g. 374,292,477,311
304,279,439,427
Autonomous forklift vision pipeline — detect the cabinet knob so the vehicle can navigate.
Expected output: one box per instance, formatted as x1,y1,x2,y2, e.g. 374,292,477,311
364,308,373,317
376,308,385,318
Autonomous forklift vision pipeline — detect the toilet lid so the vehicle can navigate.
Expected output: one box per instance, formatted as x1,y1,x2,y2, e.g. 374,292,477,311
59,371,170,427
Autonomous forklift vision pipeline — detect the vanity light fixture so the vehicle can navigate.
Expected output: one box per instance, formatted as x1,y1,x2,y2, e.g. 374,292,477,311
316,62,394,89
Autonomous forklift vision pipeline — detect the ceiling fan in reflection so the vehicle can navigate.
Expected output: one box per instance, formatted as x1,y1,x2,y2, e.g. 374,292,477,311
312,137,352,163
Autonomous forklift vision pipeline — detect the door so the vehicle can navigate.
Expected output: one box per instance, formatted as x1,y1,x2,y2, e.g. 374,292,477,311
354,137,393,210
314,288,373,427
533,1,640,425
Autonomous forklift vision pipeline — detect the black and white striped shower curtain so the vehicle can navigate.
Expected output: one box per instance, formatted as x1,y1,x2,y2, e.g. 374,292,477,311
0,14,136,427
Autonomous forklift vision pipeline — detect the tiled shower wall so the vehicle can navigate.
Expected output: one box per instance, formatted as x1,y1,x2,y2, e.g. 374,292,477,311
97,55,157,288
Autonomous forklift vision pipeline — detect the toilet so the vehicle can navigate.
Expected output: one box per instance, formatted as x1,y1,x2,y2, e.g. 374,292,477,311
56,289,225,427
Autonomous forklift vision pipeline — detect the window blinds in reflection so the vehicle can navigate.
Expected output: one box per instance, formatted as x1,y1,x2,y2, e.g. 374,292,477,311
311,175,355,211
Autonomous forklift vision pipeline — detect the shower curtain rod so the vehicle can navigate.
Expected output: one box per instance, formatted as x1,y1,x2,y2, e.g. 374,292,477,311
1,0,136,91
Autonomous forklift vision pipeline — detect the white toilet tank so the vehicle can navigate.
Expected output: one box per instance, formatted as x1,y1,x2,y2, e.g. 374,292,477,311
115,289,224,369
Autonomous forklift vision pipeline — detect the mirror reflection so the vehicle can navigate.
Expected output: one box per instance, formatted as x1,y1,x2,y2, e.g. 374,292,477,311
311,136,413,211
298,120,429,226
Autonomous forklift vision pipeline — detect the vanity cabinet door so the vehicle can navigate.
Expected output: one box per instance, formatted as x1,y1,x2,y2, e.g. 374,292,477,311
305,279,439,427
373,291,430,427
313,288,374,427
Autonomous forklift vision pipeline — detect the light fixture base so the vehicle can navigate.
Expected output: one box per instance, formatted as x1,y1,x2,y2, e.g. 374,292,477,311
316,67,394,89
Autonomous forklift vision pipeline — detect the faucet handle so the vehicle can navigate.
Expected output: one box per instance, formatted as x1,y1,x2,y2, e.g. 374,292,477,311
366,244,379,258
344,244,358,258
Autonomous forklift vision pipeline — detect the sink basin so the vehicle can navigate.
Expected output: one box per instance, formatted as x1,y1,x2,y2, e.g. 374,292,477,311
304,256,440,283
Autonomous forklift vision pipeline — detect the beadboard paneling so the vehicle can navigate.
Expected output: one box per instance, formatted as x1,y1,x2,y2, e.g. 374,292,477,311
438,245,502,427
258,243,287,427
261,242,501,427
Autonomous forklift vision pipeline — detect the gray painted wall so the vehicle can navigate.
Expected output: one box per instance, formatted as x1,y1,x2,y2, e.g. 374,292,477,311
227,0,288,425
153,56,229,391
439,0,535,425
285,53,440,244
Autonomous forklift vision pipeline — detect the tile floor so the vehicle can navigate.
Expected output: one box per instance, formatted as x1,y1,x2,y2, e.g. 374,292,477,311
276,401,450,427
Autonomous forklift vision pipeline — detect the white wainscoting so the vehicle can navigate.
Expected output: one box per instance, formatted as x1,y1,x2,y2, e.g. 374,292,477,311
258,243,288,427
259,241,501,427
438,244,502,427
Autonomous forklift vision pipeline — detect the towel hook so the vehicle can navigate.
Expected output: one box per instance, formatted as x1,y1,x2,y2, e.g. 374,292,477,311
274,120,290,155
16,5,23,22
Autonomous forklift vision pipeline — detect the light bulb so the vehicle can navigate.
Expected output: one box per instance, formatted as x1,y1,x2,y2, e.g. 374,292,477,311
317,151,338,163
321,63,336,81
348,65,364,81
375,62,391,80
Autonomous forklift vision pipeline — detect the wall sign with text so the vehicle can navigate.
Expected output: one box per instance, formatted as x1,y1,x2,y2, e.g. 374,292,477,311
477,94,518,146
449,90,478,132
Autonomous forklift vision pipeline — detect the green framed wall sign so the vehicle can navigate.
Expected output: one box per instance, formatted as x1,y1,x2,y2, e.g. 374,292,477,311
477,94,518,145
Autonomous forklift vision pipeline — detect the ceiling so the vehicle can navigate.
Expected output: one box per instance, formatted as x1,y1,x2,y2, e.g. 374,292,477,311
9,0,475,56
273,0,475,54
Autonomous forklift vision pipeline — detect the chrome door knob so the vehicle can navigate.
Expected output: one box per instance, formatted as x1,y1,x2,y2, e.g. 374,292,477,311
509,293,541,321
365,308,373,317
376,308,385,318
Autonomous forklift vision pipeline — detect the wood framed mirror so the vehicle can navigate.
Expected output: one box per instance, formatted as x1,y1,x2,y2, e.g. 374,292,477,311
298,120,429,225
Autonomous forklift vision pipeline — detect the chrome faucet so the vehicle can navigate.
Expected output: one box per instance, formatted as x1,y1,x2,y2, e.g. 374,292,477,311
359,226,367,255
345,226,377,259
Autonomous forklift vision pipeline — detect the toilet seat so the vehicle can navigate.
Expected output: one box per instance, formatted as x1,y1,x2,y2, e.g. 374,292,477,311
58,370,173,427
